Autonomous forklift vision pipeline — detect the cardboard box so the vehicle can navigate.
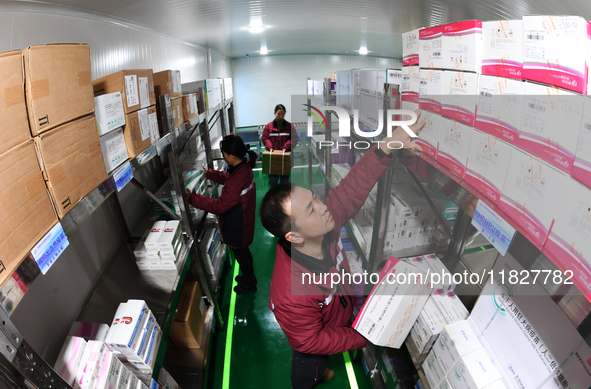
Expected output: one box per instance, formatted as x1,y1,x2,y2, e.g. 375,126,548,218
442,71,478,127
170,281,205,348
435,320,483,374
474,75,524,145
205,79,222,110
573,98,591,189
100,128,129,173
23,44,94,135
0,140,57,286
419,26,443,69
402,66,420,103
465,129,513,205
482,20,523,80
419,69,445,114
442,20,483,72
499,147,567,246
0,50,30,155
153,70,181,99
171,97,184,129
523,15,587,94
447,348,502,389
438,118,473,178
182,93,199,121
223,78,233,100
262,150,291,176
68,322,109,342
353,257,432,347
94,92,126,136
403,29,421,66
92,70,155,114
122,106,157,158
416,110,441,160
34,115,108,218
54,336,87,386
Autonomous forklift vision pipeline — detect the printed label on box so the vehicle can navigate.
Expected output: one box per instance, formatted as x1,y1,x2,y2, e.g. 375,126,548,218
125,75,139,108
472,200,516,255
148,112,159,144
114,161,133,192
137,109,151,141
32,222,69,275
139,77,150,109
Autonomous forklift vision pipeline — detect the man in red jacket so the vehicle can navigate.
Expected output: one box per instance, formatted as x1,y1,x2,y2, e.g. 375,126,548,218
260,112,425,388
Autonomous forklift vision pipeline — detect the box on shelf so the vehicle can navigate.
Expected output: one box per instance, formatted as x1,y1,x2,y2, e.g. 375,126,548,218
431,291,469,324
92,70,155,114
465,129,513,205
262,150,291,176
153,70,182,99
447,348,502,389
100,128,129,173
205,79,223,110
159,220,181,251
105,300,149,356
573,98,591,189
442,71,478,127
158,368,180,389
442,20,483,73
23,44,94,135
54,336,87,386
423,348,447,387
419,69,445,114
68,323,109,342
435,320,483,374
94,92,126,136
0,50,30,154
419,26,443,70
93,348,122,389
171,97,184,129
182,93,199,121
482,20,523,80
122,106,158,158
416,110,441,160
145,221,167,250
474,75,524,145
223,78,233,100
422,253,455,293
402,66,420,103
75,340,107,389
437,117,473,178
170,281,206,349
523,15,588,94
403,29,421,66
410,296,448,354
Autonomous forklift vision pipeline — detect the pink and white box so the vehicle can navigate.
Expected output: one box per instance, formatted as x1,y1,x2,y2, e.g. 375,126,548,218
519,82,583,174
93,349,122,389
54,336,87,386
523,15,588,94
465,129,513,205
419,26,443,69
573,98,591,189
482,20,523,80
416,110,441,160
402,66,420,103
403,29,421,66
75,340,107,389
442,71,478,126
442,20,483,73
588,21,591,95
475,75,524,145
499,147,567,246
437,118,473,178
419,69,444,114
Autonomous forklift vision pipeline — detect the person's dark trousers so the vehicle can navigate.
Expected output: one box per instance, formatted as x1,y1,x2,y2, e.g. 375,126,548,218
291,350,330,389
268,174,290,187
232,247,256,284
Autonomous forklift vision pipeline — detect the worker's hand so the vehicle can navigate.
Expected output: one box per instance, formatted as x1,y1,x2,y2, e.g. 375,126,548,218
269,148,273,153
186,188,193,202
202,166,208,175
380,109,426,155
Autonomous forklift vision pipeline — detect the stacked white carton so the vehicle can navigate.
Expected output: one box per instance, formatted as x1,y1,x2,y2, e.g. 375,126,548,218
134,220,185,271
95,92,129,173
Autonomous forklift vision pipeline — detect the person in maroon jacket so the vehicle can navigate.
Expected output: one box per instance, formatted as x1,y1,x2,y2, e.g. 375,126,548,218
261,104,298,187
188,135,258,294
260,111,425,388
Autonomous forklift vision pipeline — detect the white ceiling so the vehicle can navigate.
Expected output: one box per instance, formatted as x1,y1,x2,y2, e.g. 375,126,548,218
9,0,591,58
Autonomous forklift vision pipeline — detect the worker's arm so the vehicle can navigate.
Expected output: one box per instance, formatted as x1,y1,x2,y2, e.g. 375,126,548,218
205,168,229,185
261,124,274,151
188,177,240,215
282,123,297,151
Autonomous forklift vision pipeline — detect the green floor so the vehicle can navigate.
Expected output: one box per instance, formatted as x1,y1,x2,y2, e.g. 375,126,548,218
207,156,374,389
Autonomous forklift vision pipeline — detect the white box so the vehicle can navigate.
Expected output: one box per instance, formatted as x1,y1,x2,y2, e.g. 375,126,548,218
93,349,122,389
482,20,523,80
431,291,469,325
54,336,87,386
499,147,567,246
144,221,166,250
402,66,420,103
353,258,432,347
520,82,583,174
387,69,403,86
412,297,448,353
126,310,155,363
523,15,588,94
573,98,591,189
359,69,378,96
94,92,126,136
423,252,455,292
100,128,129,173
126,373,139,389
138,313,158,363
474,75,524,145
158,220,181,251
465,129,513,205
442,20,483,73
419,69,445,114
116,366,130,389
391,194,413,219
442,71,478,127
438,118,473,178
69,323,109,342
205,79,222,109
133,231,149,260
106,300,149,356
223,78,233,100
435,320,483,373
76,341,107,389
416,110,441,160
403,29,421,66
158,368,180,389
447,348,502,389
401,100,419,113
404,228,418,248
438,379,453,389
420,26,443,69
538,342,591,389
424,348,447,387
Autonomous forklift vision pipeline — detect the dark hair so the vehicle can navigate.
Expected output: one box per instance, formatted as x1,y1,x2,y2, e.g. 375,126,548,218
220,135,256,168
274,104,287,114
260,183,296,238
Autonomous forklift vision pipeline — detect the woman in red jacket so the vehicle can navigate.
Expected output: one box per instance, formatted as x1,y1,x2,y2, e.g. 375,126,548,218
187,135,258,294
261,104,298,187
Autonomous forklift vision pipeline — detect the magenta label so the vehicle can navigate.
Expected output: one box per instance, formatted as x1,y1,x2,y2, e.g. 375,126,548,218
474,116,519,145
522,67,587,94
419,99,442,114
402,92,419,103
482,62,523,80
416,139,438,159
518,136,574,174
572,162,591,190
438,152,466,178
464,170,502,205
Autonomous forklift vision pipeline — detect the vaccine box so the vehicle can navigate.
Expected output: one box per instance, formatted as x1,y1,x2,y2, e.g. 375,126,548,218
465,129,513,205
442,71,478,127
126,310,155,362
127,374,139,389
482,20,523,80
499,148,567,246
442,20,483,73
419,69,445,114
353,257,432,347
158,220,181,251
523,15,588,94
68,322,109,342
404,228,418,248
438,118,473,178
93,349,122,389
447,348,502,389
424,349,447,387
100,127,129,173
159,368,180,389
420,26,444,69
133,231,149,261
411,297,448,353
573,98,591,189
416,110,441,160
474,75,524,145
144,221,166,250
94,92,126,136
438,379,454,389
402,66,420,103
116,366,130,389
54,336,87,386
401,100,419,113
106,300,150,356
538,342,591,389
431,291,469,324
403,29,421,66
519,82,583,174
422,253,455,293
75,340,107,389
435,320,484,374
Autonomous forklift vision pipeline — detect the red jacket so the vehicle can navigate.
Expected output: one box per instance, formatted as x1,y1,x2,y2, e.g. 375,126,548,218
189,161,256,249
268,145,395,355
262,119,298,151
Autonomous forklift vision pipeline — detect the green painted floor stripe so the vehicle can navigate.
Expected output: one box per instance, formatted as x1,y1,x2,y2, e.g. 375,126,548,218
343,352,359,389
222,257,240,389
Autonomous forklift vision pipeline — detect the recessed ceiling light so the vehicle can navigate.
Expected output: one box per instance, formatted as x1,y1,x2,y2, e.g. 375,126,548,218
358,47,369,55
249,25,265,33
260,47,269,55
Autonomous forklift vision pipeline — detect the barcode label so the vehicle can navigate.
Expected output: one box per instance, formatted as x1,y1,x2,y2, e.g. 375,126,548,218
528,103,545,112
433,52,441,56
584,123,591,131
527,34,544,40
480,91,493,97
420,81,428,85
557,373,568,388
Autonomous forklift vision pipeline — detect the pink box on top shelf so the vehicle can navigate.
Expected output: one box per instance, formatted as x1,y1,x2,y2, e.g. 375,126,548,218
442,20,483,73
437,117,473,178
482,20,523,80
419,26,443,69
402,66,420,103
403,29,421,66
573,98,591,189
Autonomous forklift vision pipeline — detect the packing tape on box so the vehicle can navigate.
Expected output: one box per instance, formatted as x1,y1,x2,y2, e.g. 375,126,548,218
282,149,285,174
88,142,102,158
26,172,45,200
267,151,271,174
31,79,50,100
78,71,92,86
48,163,66,186
4,85,25,108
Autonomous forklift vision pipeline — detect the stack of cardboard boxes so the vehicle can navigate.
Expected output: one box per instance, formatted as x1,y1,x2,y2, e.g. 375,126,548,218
133,221,185,271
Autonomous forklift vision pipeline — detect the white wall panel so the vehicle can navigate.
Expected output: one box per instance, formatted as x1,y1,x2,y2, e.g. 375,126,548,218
232,55,401,127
